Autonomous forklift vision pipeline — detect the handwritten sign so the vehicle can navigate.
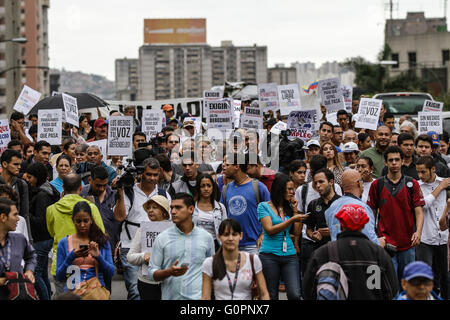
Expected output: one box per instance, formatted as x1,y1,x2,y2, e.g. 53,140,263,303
354,98,382,131
287,110,318,141
13,85,41,115
422,100,443,113
318,78,345,113
62,93,79,127
37,109,62,145
140,221,173,276
142,110,164,140
258,83,279,112
108,116,133,156
418,112,442,134
0,119,11,154
278,84,301,115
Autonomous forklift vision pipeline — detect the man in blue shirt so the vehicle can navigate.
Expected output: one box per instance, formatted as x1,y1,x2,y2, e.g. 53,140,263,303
86,145,117,185
325,169,382,246
221,153,270,254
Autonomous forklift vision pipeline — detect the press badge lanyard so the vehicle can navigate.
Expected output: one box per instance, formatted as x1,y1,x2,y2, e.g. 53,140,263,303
279,211,288,253
0,238,11,271
226,253,241,300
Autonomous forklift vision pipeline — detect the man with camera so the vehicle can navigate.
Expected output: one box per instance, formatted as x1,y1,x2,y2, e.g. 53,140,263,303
113,158,171,300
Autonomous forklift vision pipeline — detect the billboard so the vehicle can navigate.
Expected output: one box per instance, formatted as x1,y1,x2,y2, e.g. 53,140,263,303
144,19,206,44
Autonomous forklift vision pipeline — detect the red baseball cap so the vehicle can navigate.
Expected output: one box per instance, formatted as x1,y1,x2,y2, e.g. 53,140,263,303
93,118,108,128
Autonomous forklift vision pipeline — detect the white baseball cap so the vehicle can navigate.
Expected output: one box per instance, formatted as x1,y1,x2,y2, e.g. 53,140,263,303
343,142,359,153
304,140,320,150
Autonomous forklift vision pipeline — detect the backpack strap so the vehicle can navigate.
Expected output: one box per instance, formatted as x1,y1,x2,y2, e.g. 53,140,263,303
375,176,385,205
157,187,167,198
301,183,309,213
251,179,261,204
327,241,339,263
222,183,229,214
249,253,255,278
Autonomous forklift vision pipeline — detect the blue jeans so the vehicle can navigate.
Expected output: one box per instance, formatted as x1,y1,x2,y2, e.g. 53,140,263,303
259,253,302,300
120,247,140,300
392,247,415,282
239,245,259,255
33,239,53,300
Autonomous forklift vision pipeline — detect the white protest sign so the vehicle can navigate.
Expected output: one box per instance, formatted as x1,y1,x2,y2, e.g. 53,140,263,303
326,112,339,126
258,83,279,112
142,109,164,140
206,99,233,130
277,84,301,116
87,139,107,160
422,100,443,113
270,121,287,135
232,99,241,128
354,98,383,131
418,112,443,134
107,116,133,156
62,93,79,127
13,85,41,115
203,90,223,118
287,110,318,141
37,109,62,145
242,107,263,130
140,221,173,276
341,85,353,113
0,119,11,154
318,78,345,113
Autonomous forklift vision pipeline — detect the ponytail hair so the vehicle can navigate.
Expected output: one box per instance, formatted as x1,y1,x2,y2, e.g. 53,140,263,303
72,201,109,248
212,219,242,281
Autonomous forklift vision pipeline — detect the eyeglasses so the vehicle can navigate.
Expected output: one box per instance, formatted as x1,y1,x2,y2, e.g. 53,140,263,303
169,140,179,144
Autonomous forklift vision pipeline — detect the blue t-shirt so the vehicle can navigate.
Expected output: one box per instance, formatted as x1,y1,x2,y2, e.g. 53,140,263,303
257,202,296,256
220,180,270,247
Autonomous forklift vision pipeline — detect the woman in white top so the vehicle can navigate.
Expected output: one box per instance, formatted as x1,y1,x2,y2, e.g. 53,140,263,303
193,173,227,251
127,195,171,300
201,219,270,300
357,156,375,203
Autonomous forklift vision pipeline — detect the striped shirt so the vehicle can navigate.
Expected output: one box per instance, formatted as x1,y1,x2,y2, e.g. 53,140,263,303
148,224,214,300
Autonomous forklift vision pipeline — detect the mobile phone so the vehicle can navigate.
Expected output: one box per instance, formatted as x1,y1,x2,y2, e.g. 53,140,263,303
180,263,189,268
79,244,89,250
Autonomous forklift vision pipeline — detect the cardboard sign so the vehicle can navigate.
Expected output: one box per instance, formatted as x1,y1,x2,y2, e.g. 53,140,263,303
62,93,79,127
140,221,173,276
422,100,443,113
37,109,62,145
258,83,279,112
277,84,301,116
13,85,41,115
107,116,133,156
206,99,233,130
287,110,318,141
0,119,11,154
318,78,345,113
418,112,443,134
341,85,353,113
87,139,107,160
142,109,164,140
354,98,382,131
242,107,263,130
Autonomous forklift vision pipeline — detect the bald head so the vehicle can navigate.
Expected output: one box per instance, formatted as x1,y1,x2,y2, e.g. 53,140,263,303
341,169,363,197
62,173,82,195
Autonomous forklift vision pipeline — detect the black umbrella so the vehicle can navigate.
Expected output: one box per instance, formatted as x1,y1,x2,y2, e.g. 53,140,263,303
29,92,109,114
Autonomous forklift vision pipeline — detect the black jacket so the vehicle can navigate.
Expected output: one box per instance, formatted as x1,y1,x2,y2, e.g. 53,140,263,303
29,181,60,242
303,231,399,300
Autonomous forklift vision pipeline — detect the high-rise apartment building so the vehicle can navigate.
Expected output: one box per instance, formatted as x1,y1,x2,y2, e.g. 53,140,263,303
268,63,297,85
115,58,139,100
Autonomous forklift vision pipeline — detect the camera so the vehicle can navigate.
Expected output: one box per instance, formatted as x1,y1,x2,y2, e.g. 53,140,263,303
74,162,97,184
115,159,142,189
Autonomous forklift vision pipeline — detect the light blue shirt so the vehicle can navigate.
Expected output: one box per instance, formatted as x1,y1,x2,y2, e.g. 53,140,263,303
148,224,215,300
325,195,380,245
50,176,85,195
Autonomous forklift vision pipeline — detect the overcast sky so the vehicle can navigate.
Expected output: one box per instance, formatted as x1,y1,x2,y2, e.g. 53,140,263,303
48,0,448,81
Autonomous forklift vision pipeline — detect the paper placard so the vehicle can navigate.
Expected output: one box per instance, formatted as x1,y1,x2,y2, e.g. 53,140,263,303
141,221,173,276
341,85,353,113
203,90,223,118
318,78,345,113
422,100,443,113
418,112,442,134
37,109,62,145
62,93,79,127
0,119,11,154
278,84,301,115
258,83,279,112
142,110,164,140
107,116,133,156
354,98,382,131
206,99,233,130
287,110,318,141
242,107,263,130
13,85,42,115
326,112,339,126
87,139,107,160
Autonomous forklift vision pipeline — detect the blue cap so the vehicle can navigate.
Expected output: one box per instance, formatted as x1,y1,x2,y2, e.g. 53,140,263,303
403,261,434,281
427,131,440,146
166,117,180,125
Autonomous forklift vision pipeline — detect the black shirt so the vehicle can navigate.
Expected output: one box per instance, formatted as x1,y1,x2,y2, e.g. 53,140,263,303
304,193,341,247
381,156,419,180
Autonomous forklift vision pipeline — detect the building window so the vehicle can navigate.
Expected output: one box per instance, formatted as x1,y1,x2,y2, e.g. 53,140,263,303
408,52,416,68
391,53,399,69
442,50,450,66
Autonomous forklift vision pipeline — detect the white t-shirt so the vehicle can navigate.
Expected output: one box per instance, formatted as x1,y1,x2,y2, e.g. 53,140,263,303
195,208,216,240
362,180,374,204
202,252,262,300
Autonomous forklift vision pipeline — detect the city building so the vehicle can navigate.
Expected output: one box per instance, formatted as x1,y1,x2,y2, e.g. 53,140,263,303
115,58,139,100
267,63,297,85
385,11,450,95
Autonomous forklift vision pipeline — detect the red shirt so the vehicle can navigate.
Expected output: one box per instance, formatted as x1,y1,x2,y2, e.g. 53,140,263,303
368,176,425,251
260,167,276,192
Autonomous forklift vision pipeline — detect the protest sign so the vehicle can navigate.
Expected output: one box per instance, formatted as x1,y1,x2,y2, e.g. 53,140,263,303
258,83,279,112
203,90,223,118
326,112,338,126
206,99,233,130
341,85,353,112
354,98,382,131
422,100,443,113
242,107,263,130
277,84,301,115
13,85,41,115
37,109,62,145
107,116,133,156
87,139,107,160
0,119,11,154
62,93,79,127
318,78,345,113
270,121,287,135
418,112,442,134
142,109,164,140
141,221,173,276
287,110,318,141
232,99,241,128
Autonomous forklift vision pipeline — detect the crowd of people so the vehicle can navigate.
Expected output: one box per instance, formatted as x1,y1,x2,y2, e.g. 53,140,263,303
0,98,449,301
